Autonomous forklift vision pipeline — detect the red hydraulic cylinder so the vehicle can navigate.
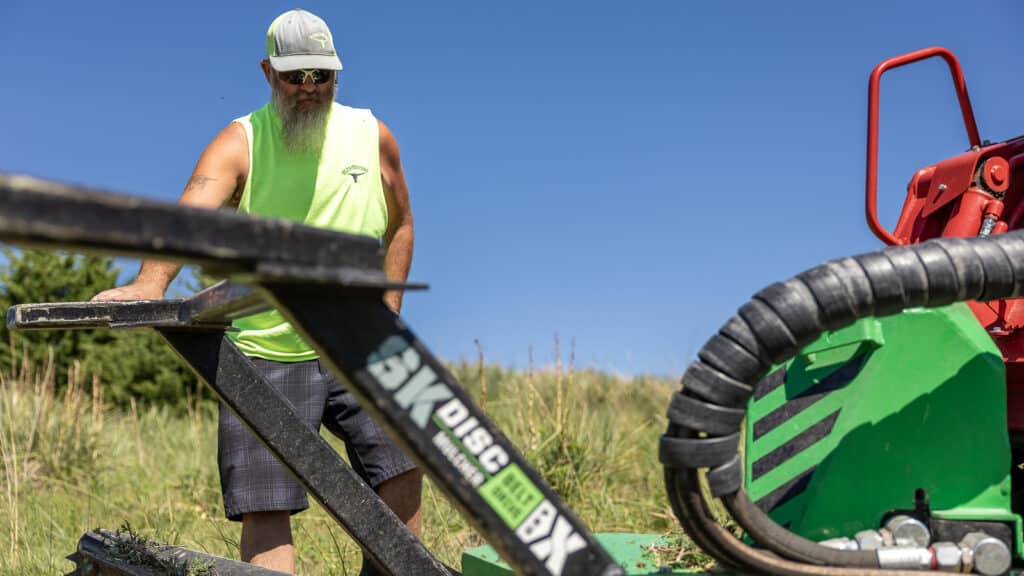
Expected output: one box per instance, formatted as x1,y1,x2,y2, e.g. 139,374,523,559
940,191,1004,238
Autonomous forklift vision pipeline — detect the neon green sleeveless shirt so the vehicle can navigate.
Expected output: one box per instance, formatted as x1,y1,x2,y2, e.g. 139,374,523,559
229,102,387,361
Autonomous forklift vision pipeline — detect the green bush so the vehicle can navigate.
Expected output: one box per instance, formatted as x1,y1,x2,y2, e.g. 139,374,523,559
0,247,199,408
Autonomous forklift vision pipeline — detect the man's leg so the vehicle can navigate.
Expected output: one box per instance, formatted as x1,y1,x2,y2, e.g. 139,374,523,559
241,511,295,572
319,360,424,576
218,358,332,574
376,468,424,535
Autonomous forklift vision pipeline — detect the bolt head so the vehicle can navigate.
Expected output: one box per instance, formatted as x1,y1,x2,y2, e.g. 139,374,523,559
982,156,1011,192
854,530,883,550
931,542,961,572
990,164,1006,186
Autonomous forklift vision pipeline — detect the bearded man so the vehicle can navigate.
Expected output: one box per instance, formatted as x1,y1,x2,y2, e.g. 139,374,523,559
92,9,419,574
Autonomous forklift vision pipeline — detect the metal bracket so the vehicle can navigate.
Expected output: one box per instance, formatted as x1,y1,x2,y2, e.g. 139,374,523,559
0,173,425,290
8,281,264,331
68,529,291,575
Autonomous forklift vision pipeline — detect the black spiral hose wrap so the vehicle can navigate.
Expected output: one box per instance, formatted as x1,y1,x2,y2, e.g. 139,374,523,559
660,232,1024,575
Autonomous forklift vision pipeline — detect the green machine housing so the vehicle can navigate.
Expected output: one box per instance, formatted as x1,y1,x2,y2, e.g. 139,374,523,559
464,305,1022,574
746,304,1021,555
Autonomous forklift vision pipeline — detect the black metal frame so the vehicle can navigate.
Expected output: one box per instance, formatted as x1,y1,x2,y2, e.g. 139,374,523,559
1,174,624,576
12,283,452,576
71,529,292,575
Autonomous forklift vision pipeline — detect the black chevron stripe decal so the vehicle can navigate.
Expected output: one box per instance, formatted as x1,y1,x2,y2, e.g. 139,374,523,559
752,354,866,441
753,365,787,401
751,410,840,481
754,466,817,513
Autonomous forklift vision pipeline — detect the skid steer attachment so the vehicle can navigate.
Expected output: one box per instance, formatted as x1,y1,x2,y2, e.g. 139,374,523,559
0,173,632,576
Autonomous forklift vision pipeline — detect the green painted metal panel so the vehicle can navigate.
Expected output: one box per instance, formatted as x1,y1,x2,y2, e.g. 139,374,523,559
462,533,731,575
466,305,1022,574
745,304,1019,550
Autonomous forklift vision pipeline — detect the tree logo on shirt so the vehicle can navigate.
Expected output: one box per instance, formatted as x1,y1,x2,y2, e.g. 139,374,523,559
342,165,368,183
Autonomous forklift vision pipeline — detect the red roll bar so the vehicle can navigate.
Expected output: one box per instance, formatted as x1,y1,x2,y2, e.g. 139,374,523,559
865,47,981,245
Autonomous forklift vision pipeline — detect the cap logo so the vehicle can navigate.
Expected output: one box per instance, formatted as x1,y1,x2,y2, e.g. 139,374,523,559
308,32,330,49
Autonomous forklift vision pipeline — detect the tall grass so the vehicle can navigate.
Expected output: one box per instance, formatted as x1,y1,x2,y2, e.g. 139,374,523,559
439,339,687,547
0,341,697,575
0,343,106,570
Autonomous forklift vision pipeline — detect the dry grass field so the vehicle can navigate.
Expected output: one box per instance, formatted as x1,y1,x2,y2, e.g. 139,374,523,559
0,343,708,575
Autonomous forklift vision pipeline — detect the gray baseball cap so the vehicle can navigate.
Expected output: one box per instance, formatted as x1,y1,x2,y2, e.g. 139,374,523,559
266,9,343,71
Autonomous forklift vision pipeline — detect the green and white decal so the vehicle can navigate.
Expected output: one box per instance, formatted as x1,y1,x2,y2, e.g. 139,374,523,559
366,335,591,575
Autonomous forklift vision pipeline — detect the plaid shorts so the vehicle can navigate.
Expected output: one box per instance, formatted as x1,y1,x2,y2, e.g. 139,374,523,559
217,357,417,521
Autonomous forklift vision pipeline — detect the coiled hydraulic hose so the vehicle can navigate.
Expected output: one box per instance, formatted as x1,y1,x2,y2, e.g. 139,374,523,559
661,232,1024,575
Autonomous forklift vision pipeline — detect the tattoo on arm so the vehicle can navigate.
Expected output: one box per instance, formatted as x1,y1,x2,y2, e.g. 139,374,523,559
184,174,217,193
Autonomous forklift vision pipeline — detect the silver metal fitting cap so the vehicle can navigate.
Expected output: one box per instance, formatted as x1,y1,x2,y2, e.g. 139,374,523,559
959,532,1011,576
884,515,931,548
854,530,884,550
930,541,961,572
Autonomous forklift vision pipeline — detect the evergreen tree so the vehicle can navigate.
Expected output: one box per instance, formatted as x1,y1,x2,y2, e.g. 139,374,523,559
0,247,198,407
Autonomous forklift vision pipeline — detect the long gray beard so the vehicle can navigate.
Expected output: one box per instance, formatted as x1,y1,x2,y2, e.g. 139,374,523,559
272,85,334,154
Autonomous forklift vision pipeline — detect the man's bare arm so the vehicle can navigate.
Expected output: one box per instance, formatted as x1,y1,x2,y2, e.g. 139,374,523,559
92,123,249,301
379,119,414,313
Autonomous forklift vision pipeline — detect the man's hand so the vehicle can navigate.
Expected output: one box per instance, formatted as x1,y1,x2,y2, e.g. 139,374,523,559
383,291,402,314
90,123,247,304
91,282,166,302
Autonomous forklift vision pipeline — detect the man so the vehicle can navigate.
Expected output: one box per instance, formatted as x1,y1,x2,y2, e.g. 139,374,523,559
93,9,420,574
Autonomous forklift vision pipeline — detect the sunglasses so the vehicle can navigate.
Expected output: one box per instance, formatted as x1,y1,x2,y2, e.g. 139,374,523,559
278,69,334,85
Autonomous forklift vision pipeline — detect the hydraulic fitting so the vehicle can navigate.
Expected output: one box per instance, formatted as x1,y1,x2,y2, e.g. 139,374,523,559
818,537,858,551
884,515,931,548
960,532,1011,576
876,547,933,570
854,529,885,550
930,541,961,572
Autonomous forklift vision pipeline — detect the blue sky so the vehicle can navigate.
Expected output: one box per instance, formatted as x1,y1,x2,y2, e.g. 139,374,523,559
2,1,1022,376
